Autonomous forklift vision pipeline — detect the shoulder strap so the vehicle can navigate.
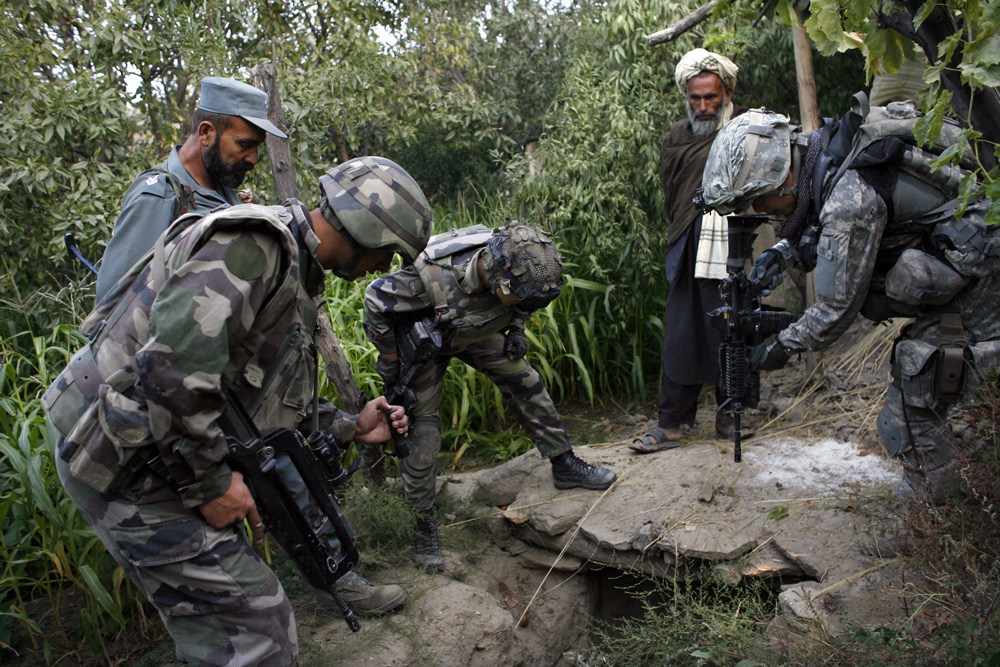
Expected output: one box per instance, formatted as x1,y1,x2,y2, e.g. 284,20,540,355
142,167,193,219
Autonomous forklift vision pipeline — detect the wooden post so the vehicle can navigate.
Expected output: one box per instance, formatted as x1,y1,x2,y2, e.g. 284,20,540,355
791,9,821,375
251,64,298,201
250,65,381,480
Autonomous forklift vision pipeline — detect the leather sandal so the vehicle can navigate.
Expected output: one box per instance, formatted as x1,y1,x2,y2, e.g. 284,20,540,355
629,427,682,453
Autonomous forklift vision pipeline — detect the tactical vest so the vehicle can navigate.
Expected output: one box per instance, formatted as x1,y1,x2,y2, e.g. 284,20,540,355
413,225,513,344
43,203,319,492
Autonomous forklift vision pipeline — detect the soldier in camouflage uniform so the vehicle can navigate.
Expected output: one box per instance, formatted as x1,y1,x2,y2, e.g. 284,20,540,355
700,106,1000,504
95,78,407,613
363,221,617,571
44,157,433,666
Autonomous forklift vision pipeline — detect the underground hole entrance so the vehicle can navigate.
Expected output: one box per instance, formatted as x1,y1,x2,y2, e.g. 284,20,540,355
579,563,795,665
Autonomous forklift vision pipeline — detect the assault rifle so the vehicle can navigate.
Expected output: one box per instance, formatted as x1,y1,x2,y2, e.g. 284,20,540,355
381,317,443,459
220,390,363,632
709,214,796,463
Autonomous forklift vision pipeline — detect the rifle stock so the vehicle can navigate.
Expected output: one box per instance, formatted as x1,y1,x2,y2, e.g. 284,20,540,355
220,392,362,632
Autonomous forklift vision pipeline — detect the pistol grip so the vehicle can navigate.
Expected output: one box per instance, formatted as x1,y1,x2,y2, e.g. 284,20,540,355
383,408,410,458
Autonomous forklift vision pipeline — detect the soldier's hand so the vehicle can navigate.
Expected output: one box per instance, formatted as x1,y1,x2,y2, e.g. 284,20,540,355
749,247,786,296
504,327,530,360
199,471,263,544
356,396,408,443
751,334,792,371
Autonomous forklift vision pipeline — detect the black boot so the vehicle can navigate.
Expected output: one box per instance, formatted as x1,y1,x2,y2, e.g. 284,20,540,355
551,450,617,490
414,511,445,573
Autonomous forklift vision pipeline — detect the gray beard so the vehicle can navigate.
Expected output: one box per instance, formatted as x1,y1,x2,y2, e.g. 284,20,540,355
687,102,718,139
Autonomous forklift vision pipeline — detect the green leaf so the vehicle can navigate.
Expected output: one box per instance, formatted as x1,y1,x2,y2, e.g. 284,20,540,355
769,505,790,520
79,563,126,630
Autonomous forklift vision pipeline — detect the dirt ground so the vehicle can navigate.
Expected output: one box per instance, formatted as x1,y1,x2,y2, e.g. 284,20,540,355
8,319,935,667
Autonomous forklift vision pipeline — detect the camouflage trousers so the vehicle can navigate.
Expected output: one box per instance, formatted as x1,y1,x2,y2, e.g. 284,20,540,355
55,451,298,667
877,381,963,503
402,333,572,511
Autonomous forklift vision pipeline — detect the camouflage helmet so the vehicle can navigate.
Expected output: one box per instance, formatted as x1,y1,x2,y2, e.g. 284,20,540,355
483,221,564,309
318,156,433,265
701,109,795,215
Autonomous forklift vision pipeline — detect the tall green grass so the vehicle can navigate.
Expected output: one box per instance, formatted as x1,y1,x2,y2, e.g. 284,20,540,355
0,285,159,664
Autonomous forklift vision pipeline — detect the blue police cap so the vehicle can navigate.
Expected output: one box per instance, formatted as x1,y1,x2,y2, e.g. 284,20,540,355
198,77,287,138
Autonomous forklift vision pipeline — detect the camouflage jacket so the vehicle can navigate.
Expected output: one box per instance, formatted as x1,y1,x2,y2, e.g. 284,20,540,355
777,170,1000,353
44,203,357,506
363,225,532,355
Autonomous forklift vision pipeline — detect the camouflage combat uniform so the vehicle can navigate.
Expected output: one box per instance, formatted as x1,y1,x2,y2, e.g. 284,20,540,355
363,225,573,511
45,203,358,666
774,169,1000,500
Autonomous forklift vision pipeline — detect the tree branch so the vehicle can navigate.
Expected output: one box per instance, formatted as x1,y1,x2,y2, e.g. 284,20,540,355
645,0,718,46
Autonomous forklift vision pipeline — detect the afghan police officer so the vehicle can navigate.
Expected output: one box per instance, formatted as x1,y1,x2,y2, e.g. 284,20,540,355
699,102,1000,504
363,221,618,572
96,77,286,302
44,157,432,666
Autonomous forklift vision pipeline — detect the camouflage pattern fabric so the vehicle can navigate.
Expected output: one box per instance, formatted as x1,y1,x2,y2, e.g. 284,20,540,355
774,169,1000,500
56,453,297,666
700,109,794,216
363,228,571,510
44,203,361,665
318,156,433,264
95,146,240,302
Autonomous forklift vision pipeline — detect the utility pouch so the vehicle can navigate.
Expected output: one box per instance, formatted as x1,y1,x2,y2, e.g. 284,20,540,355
934,344,966,401
892,339,940,410
964,340,1000,401
43,343,105,437
885,248,968,306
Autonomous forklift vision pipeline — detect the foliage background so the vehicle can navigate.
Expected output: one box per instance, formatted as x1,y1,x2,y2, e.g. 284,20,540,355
13,0,981,660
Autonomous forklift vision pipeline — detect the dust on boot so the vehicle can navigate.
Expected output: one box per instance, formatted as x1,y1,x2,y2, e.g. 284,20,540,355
550,449,617,490
414,509,445,573
316,570,407,616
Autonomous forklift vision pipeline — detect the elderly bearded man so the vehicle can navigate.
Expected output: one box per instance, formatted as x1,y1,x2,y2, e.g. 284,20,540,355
632,48,749,453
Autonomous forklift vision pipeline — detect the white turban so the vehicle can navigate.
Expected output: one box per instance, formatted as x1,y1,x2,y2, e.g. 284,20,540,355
674,48,739,92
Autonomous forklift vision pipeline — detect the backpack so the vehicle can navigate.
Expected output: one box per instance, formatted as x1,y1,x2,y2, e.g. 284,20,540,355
812,92,975,217
811,92,998,271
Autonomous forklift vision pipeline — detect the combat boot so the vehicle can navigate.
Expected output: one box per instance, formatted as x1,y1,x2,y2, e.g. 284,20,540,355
414,511,445,573
316,570,406,616
551,450,617,490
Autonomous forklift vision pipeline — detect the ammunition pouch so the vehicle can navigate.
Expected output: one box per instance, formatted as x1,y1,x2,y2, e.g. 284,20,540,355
893,339,943,410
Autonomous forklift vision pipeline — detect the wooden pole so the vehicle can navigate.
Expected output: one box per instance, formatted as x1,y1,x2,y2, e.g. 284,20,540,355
790,9,821,375
251,64,298,201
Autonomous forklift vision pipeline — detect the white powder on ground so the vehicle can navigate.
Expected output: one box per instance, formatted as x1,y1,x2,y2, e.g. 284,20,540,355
748,437,901,493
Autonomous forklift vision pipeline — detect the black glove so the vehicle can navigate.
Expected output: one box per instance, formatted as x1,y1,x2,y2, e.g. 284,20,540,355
749,247,786,296
504,327,530,360
375,354,400,385
751,334,792,371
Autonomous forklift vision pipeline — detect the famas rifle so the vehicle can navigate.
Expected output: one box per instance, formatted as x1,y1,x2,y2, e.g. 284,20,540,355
709,214,795,463
219,388,364,632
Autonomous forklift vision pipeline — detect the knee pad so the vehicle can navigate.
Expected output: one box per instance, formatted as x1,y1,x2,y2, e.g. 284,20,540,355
406,415,442,472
